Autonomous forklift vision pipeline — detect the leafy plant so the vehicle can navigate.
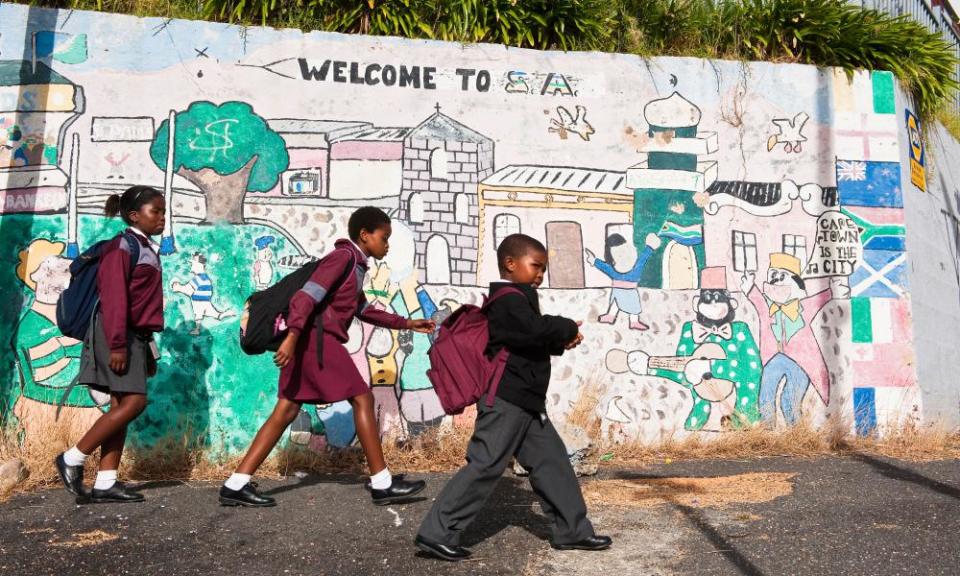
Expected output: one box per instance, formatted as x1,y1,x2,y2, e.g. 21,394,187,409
23,0,960,117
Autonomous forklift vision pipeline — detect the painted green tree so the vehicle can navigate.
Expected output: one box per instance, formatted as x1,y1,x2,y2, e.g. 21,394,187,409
150,101,289,224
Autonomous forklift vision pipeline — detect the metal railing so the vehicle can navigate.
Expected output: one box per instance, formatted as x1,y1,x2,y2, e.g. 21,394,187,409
857,0,960,113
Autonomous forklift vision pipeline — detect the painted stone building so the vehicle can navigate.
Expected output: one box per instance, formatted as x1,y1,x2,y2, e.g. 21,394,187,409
398,108,494,285
626,91,718,289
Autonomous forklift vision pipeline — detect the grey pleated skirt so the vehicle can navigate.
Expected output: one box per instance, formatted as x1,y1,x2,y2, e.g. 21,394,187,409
78,312,154,395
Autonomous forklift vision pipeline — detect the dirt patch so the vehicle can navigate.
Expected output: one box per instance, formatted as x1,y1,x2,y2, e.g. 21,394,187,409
50,529,119,548
583,472,796,509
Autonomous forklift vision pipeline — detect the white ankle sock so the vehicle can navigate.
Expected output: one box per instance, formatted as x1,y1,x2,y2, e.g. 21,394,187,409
224,473,252,491
63,447,88,467
94,470,117,491
370,468,392,490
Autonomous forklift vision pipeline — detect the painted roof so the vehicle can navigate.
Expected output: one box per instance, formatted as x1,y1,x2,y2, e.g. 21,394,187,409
0,60,72,86
408,112,491,144
707,180,838,207
330,126,410,142
482,165,630,195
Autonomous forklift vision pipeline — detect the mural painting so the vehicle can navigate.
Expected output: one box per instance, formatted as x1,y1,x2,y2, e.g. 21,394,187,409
0,5,927,459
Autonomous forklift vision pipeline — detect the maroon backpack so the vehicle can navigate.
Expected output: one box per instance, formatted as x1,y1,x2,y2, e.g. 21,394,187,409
426,286,524,415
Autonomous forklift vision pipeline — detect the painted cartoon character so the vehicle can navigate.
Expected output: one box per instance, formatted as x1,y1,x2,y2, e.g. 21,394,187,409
585,232,661,330
10,239,107,447
170,252,235,335
253,235,275,290
741,253,835,426
606,267,761,431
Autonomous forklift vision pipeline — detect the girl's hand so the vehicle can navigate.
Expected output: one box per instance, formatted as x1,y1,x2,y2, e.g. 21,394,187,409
274,332,298,368
407,319,436,333
109,349,128,374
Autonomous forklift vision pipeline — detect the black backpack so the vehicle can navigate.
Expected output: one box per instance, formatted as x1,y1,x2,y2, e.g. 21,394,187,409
239,249,356,365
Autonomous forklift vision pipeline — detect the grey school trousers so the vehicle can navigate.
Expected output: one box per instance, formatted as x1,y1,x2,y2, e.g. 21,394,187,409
417,395,595,546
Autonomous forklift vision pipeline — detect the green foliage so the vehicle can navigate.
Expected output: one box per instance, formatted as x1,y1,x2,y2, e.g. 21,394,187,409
24,0,960,117
150,101,288,192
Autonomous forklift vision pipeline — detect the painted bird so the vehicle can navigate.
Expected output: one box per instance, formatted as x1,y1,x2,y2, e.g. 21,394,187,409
550,105,596,141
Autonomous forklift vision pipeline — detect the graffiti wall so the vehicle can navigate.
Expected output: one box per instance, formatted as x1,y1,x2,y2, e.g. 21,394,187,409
0,4,940,454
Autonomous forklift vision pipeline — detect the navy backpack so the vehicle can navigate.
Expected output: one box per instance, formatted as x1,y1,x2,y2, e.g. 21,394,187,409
56,232,140,340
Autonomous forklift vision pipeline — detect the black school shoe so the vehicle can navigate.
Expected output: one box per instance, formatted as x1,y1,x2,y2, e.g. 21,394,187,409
54,453,85,497
85,482,145,504
219,482,276,507
551,535,613,551
414,535,472,561
370,477,426,506
363,473,405,491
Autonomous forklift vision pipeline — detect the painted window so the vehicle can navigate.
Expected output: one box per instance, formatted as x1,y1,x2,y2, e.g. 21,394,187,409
732,230,758,272
429,147,448,180
426,235,452,284
409,193,425,224
455,193,469,223
782,234,808,270
493,213,521,249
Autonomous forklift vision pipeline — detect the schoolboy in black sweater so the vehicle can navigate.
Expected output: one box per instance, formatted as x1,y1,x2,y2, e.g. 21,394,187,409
415,234,611,561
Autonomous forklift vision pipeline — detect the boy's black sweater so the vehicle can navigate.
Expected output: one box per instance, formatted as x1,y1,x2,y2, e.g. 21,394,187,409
485,282,579,414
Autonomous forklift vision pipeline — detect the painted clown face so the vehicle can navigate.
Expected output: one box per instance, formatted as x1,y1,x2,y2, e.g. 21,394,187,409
32,256,72,304
694,289,737,327
763,267,805,304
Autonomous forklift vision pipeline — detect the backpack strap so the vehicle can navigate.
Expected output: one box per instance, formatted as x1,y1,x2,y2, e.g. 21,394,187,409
481,285,525,407
481,285,525,310
313,249,358,366
122,231,141,276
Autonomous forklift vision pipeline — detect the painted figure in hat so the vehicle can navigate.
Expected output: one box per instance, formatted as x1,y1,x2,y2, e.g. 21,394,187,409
253,235,275,290
605,267,760,432
741,253,832,426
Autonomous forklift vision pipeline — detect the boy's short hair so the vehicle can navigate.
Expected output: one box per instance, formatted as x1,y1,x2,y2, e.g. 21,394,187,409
497,234,547,274
348,207,392,241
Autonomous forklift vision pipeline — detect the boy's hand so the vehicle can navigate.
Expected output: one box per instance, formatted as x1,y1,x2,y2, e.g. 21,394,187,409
109,349,127,374
274,332,298,368
407,319,436,333
565,332,584,349
565,322,584,349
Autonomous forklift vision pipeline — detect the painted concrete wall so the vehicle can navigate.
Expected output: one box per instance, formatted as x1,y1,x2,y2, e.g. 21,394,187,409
0,4,948,455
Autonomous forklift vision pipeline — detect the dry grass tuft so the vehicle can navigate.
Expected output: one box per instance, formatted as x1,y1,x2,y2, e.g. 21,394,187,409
1,385,957,503
603,419,960,466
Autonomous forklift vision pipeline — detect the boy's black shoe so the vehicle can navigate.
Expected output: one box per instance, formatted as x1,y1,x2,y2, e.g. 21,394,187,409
54,454,84,497
219,482,276,507
86,482,145,504
551,535,613,551
414,535,472,561
371,477,426,506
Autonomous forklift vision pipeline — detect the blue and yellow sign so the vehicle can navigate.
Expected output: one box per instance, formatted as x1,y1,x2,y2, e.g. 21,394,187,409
906,109,926,192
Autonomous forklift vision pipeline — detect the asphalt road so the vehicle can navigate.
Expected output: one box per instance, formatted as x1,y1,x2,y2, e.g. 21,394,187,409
1,455,957,576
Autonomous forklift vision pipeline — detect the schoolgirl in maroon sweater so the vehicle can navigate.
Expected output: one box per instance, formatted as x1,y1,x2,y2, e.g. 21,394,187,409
220,207,435,508
56,185,166,504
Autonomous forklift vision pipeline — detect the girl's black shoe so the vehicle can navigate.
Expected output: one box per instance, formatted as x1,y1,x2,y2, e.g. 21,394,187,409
88,482,145,504
370,477,426,506
54,454,85,497
219,482,276,507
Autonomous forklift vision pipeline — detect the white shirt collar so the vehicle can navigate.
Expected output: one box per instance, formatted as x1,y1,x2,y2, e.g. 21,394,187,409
128,227,161,252
350,240,369,261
